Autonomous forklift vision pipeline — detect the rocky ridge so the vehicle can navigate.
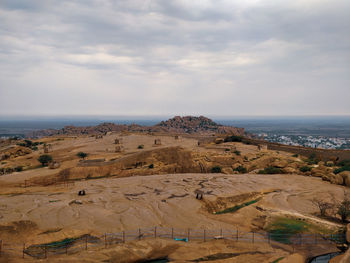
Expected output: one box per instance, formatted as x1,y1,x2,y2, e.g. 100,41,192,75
26,116,245,138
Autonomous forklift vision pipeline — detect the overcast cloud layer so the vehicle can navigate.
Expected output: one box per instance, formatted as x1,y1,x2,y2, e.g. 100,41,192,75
0,0,349,116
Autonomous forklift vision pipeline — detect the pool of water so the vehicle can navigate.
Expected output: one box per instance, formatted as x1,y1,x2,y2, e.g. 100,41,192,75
309,252,341,263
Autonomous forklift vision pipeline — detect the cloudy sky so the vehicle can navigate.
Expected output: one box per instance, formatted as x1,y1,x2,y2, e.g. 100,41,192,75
0,0,349,117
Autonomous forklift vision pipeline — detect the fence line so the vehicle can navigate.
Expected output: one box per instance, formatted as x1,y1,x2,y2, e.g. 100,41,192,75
0,226,346,259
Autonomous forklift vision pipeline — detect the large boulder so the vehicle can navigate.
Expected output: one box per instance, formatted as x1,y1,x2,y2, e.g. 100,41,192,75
340,171,350,187
322,173,343,185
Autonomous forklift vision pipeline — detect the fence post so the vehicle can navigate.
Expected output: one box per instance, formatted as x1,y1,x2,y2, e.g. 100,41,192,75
45,245,47,259
236,229,238,241
23,243,25,258
252,232,254,243
85,235,88,250
123,231,125,243
204,229,206,242
104,233,107,248
220,229,223,238
0,240,2,257
268,233,270,244
154,227,157,238
139,228,141,240
171,228,174,239
65,243,68,255
314,233,317,245
188,228,190,241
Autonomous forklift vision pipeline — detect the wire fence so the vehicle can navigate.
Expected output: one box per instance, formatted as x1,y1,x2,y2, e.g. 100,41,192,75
0,227,346,259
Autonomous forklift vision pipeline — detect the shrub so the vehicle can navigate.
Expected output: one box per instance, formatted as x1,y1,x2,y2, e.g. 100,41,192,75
15,166,23,172
148,164,154,169
334,166,350,174
338,159,350,167
224,148,230,152
77,152,88,159
299,166,312,173
233,150,241,156
307,153,320,165
258,166,284,174
211,166,222,173
234,165,247,173
224,135,242,142
292,154,298,158
38,154,53,166
137,145,144,149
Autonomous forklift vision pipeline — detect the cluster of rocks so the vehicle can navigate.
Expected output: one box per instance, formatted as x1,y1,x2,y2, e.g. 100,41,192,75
0,146,32,161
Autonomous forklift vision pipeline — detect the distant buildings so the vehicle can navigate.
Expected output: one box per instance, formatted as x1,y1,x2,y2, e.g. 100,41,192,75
264,134,350,150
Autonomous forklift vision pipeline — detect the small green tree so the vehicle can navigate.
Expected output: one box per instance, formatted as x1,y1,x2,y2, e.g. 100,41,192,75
38,154,53,166
77,152,88,159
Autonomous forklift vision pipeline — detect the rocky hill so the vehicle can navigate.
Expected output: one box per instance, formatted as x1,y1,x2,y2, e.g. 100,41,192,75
156,116,244,135
26,116,245,138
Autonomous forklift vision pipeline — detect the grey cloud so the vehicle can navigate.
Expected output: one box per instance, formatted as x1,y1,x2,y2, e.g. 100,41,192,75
0,0,349,116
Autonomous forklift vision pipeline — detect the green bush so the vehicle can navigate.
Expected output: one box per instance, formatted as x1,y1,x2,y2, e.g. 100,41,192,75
224,135,243,142
234,165,247,173
334,166,350,174
292,154,298,158
211,166,222,173
233,150,241,156
15,166,23,172
307,153,320,165
148,164,154,169
258,166,285,174
38,154,53,166
77,152,88,159
137,145,144,149
338,159,350,167
299,166,312,173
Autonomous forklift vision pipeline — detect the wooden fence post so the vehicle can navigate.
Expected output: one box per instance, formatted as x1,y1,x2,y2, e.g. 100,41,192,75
22,243,25,258
236,229,238,241
0,240,2,257
220,229,223,238
104,233,107,248
171,228,174,239
139,228,141,240
187,228,190,241
122,231,125,243
85,235,88,250
44,245,47,259
252,232,255,243
65,244,68,255
154,227,157,238
203,229,206,242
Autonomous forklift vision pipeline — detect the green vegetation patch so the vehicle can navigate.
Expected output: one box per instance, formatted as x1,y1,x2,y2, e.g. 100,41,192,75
211,166,222,173
271,257,285,263
258,166,285,174
215,198,261,214
334,160,350,174
299,166,312,173
266,217,309,244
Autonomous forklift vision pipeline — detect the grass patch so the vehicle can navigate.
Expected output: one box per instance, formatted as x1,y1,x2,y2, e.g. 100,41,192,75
215,198,261,214
266,217,309,244
271,257,284,263
258,166,285,174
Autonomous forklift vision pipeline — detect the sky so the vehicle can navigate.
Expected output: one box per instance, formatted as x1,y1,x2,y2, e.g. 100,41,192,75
0,0,349,117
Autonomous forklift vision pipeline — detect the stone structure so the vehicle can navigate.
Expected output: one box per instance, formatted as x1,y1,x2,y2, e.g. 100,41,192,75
258,144,268,151
154,139,161,145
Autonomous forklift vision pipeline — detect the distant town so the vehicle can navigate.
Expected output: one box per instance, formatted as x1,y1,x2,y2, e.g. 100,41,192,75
260,134,350,150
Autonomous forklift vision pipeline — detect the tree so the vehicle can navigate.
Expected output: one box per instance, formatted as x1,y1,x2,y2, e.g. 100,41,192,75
38,154,53,166
337,192,350,222
77,152,88,159
312,198,333,217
